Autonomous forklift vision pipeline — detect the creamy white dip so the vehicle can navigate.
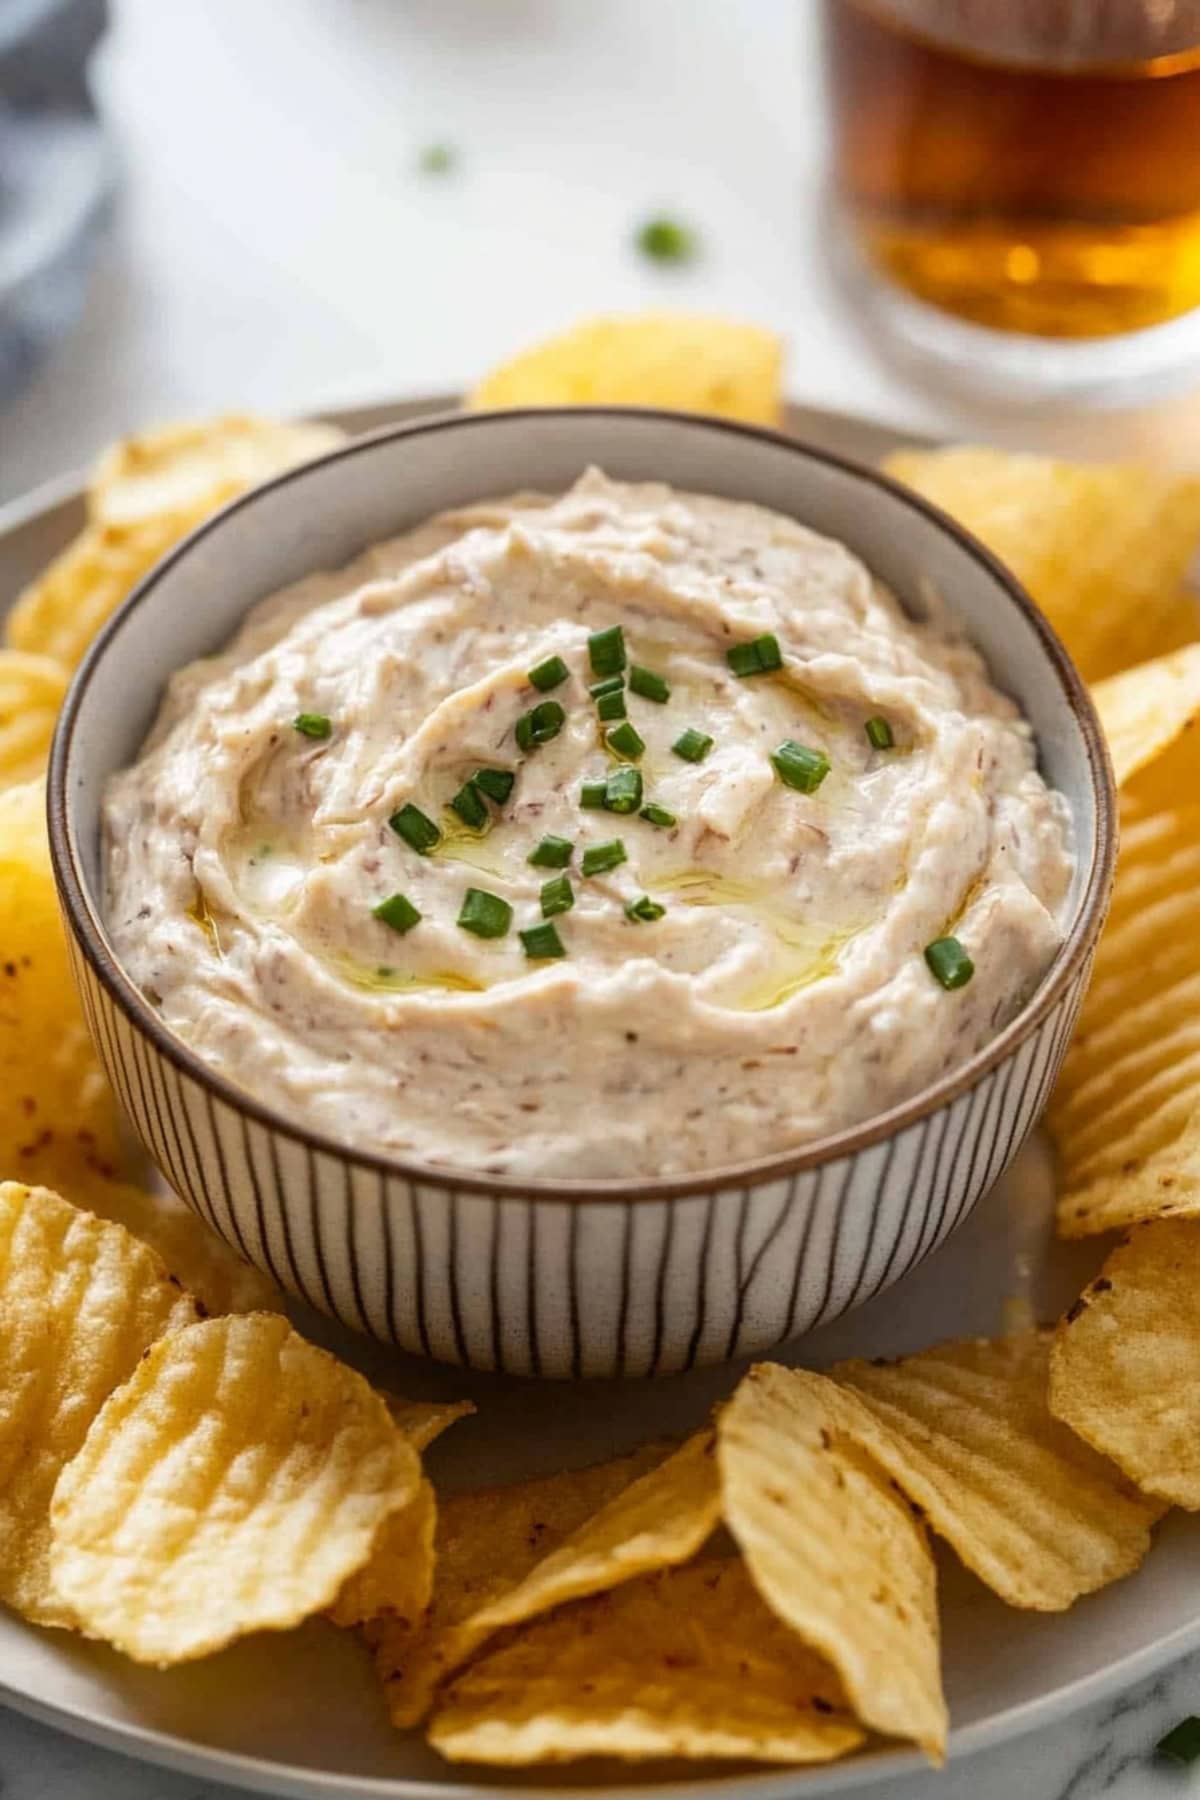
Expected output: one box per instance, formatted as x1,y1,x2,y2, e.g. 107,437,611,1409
104,470,1074,1180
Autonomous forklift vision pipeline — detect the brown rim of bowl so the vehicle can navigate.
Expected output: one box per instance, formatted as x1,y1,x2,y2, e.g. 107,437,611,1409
49,404,1116,1205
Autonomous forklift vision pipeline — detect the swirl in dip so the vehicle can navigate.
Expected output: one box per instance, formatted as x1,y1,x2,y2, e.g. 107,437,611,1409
104,470,1074,1181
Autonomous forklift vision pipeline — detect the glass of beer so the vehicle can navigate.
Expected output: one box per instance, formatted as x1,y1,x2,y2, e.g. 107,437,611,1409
821,0,1200,398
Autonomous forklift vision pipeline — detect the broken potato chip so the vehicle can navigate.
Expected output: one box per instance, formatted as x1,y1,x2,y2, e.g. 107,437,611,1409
87,414,343,530
1091,644,1200,791
0,651,69,791
50,1312,419,1663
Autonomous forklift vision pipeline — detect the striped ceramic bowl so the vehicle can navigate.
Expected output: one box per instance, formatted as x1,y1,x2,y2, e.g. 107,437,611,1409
49,408,1114,1379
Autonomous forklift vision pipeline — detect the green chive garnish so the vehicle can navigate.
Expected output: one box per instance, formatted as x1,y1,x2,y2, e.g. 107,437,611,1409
604,766,643,814
528,835,574,869
580,780,607,809
515,699,566,752
1157,1720,1200,1766
528,655,568,692
639,802,676,828
588,675,624,700
635,215,697,265
294,712,332,740
629,664,670,703
520,921,567,960
865,716,894,750
673,727,713,763
389,803,441,855
473,767,515,806
540,874,574,918
588,626,626,677
772,740,830,794
449,780,488,831
625,894,666,923
418,142,456,175
457,888,512,939
372,893,421,935
596,687,627,722
582,840,627,877
606,720,645,762
924,936,974,991
727,633,783,678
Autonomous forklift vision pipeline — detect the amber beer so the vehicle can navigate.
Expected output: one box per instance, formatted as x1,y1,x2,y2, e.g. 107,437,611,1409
823,0,1200,339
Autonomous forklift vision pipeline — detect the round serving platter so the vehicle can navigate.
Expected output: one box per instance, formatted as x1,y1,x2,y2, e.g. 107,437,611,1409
0,395,1197,1800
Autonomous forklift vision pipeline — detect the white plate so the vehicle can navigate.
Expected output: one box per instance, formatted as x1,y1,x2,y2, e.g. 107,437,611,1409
0,397,1193,1800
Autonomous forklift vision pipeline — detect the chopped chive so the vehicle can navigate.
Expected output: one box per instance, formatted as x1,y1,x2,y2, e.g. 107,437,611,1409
924,936,974,992
625,893,666,923
772,740,830,795
520,921,567,960
457,887,512,939
1156,1719,1200,1766
581,839,627,877
596,687,627,722
540,874,574,918
636,215,698,264
629,664,670,703
528,834,574,869
389,803,441,855
293,712,332,740
865,715,894,751
588,674,625,700
639,802,677,829
727,633,783,678
372,893,421,935
672,727,713,764
473,766,515,806
604,766,643,814
528,654,569,692
418,142,456,175
588,625,626,677
515,699,566,752
606,720,645,762
449,780,488,831
580,780,607,809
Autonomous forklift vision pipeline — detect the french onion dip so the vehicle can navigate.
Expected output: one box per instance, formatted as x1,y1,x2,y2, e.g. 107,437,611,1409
104,470,1074,1180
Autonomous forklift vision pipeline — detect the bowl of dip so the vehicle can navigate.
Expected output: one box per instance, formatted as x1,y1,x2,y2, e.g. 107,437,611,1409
49,407,1114,1378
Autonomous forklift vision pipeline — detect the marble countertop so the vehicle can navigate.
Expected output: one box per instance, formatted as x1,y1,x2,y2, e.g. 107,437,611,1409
1,3,1199,1795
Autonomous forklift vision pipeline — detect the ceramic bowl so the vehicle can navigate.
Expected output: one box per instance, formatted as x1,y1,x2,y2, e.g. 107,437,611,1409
48,407,1114,1378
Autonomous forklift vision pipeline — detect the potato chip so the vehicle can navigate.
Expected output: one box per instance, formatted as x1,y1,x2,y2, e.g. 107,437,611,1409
1050,804,1200,1237
0,651,69,791
1091,645,1200,790
883,446,1200,682
717,1363,946,1761
70,1177,281,1318
428,1559,863,1767
470,314,783,424
0,780,125,1192
1050,1219,1200,1508
834,1333,1161,1609
50,1312,418,1664
0,1182,197,1625
385,1397,475,1454
87,415,344,530
368,1442,669,1728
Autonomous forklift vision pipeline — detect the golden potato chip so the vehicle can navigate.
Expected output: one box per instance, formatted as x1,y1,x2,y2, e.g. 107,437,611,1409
470,314,783,424
429,1560,863,1767
87,414,344,530
368,1442,669,1728
0,1182,197,1625
1050,804,1200,1237
1050,1219,1200,1508
50,1312,418,1663
0,651,69,791
1091,645,1200,790
385,1397,475,1453
834,1333,1161,1609
71,1177,281,1318
883,446,1200,682
0,780,125,1192
717,1363,946,1761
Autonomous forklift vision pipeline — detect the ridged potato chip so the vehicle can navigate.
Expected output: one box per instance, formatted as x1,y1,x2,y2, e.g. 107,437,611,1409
1050,1219,1200,1508
834,1333,1161,1609
0,780,124,1192
70,1177,281,1318
1092,645,1200,790
717,1363,946,1762
367,1442,669,1728
429,1560,863,1768
50,1312,419,1664
470,314,783,424
0,651,69,791
883,446,1200,682
1051,804,1200,1237
87,415,343,530
0,1182,197,1625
